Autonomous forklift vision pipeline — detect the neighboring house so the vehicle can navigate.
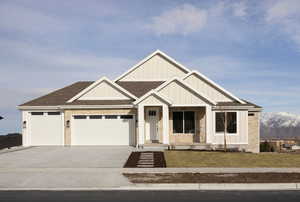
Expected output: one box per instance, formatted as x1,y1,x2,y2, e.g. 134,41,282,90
18,50,262,152
260,138,300,151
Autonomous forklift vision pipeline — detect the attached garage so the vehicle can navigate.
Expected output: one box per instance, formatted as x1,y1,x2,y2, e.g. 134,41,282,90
71,114,135,146
28,112,64,145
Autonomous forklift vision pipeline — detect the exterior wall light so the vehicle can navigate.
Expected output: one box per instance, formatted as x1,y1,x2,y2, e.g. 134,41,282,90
22,121,26,129
66,120,70,128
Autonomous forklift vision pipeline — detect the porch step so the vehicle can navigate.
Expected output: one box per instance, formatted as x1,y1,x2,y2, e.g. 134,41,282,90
171,144,213,150
139,144,169,151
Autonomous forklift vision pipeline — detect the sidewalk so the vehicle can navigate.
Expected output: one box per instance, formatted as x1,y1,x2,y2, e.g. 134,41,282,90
1,167,300,190
123,167,300,173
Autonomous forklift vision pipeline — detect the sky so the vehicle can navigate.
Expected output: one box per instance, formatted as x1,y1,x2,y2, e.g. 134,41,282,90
0,0,300,135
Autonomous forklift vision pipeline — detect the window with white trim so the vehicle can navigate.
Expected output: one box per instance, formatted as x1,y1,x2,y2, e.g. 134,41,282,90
215,112,237,133
173,111,195,133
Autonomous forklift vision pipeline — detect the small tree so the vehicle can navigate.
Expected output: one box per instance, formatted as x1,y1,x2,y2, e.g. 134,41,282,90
217,111,228,152
223,112,227,152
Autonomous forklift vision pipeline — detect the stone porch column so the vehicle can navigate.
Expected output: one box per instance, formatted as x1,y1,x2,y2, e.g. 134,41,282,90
162,104,169,144
138,104,145,145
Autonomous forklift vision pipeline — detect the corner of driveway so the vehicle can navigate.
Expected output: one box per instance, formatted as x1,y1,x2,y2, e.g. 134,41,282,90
0,146,135,189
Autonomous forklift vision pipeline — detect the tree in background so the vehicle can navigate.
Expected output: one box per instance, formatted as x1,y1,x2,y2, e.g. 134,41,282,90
0,116,3,120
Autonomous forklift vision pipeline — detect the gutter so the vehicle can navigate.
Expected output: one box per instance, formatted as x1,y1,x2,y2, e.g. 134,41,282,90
18,105,135,110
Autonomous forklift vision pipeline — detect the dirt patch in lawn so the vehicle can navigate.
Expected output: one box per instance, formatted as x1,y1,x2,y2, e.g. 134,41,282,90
124,151,166,168
123,173,300,183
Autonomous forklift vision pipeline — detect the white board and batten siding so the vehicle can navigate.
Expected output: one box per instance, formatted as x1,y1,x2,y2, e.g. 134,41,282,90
79,80,130,100
119,54,187,81
22,110,64,146
184,74,233,102
209,110,248,145
158,81,208,106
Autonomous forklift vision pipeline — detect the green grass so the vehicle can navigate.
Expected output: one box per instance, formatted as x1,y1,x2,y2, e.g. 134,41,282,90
164,151,300,167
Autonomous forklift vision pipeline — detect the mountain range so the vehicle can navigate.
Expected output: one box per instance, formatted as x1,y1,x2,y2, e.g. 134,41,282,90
260,112,300,139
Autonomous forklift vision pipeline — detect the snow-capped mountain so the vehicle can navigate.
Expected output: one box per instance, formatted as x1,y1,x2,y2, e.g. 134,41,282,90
260,112,300,139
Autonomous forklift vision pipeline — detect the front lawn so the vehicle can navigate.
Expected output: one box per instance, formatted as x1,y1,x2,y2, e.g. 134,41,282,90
164,151,300,167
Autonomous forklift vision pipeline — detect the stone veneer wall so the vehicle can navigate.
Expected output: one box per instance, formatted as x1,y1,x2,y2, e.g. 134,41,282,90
246,111,260,153
64,108,137,145
169,107,206,145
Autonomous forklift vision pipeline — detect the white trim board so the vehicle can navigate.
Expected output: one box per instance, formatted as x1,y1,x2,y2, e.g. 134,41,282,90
114,50,191,82
183,71,246,104
67,77,138,103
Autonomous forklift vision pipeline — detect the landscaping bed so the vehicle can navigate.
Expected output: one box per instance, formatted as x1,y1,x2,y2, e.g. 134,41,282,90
164,150,300,167
123,173,300,183
124,151,166,168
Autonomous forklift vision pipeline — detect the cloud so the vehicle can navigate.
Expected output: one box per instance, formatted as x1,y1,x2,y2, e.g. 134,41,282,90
146,4,207,35
264,0,300,48
265,0,300,23
232,1,247,17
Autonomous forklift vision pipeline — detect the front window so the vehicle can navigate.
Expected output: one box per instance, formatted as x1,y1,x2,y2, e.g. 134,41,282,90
173,111,195,133
215,112,237,134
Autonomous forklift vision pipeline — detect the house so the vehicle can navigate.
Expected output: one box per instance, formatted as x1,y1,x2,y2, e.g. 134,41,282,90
18,50,262,153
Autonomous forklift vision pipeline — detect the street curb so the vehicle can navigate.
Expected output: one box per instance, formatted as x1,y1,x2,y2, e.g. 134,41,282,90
0,183,299,191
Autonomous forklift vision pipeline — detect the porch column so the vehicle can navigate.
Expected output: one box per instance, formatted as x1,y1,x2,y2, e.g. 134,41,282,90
162,104,169,144
138,104,145,145
205,105,212,143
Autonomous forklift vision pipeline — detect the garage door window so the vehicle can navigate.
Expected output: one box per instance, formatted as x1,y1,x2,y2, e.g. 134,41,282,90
48,112,61,115
89,115,102,119
31,112,44,115
105,115,118,119
74,115,87,119
120,115,133,119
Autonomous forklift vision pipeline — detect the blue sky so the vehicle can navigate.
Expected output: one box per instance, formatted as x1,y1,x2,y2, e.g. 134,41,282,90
0,0,300,135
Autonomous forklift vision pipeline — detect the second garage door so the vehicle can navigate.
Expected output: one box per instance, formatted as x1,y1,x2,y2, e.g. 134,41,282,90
71,114,135,145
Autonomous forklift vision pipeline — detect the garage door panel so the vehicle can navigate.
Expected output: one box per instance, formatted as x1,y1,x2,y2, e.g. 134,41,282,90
30,113,63,146
71,115,135,146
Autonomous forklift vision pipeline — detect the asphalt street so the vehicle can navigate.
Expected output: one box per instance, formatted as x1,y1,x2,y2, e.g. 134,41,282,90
0,191,299,202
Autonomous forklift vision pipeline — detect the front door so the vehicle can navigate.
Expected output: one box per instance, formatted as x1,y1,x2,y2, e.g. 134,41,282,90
145,108,159,143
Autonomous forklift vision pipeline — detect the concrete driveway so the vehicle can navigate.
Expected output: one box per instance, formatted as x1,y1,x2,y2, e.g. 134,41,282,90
0,146,135,189
0,146,134,168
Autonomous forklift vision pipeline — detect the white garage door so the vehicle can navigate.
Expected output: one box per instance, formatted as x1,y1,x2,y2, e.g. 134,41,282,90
29,112,63,145
71,114,135,145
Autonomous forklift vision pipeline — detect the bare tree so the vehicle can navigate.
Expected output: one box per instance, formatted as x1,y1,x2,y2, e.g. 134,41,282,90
218,111,227,152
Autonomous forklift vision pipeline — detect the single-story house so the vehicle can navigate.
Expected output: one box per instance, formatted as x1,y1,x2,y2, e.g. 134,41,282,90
18,50,262,152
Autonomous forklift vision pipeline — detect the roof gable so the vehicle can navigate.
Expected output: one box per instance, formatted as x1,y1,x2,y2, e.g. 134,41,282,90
183,71,245,104
155,78,216,106
133,90,172,105
115,50,190,82
67,77,137,102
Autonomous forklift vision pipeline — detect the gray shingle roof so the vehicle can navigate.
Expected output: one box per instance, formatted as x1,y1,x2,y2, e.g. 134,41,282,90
19,81,261,109
116,81,165,98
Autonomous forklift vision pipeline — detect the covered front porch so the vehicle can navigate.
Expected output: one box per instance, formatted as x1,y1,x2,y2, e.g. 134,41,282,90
137,103,212,147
